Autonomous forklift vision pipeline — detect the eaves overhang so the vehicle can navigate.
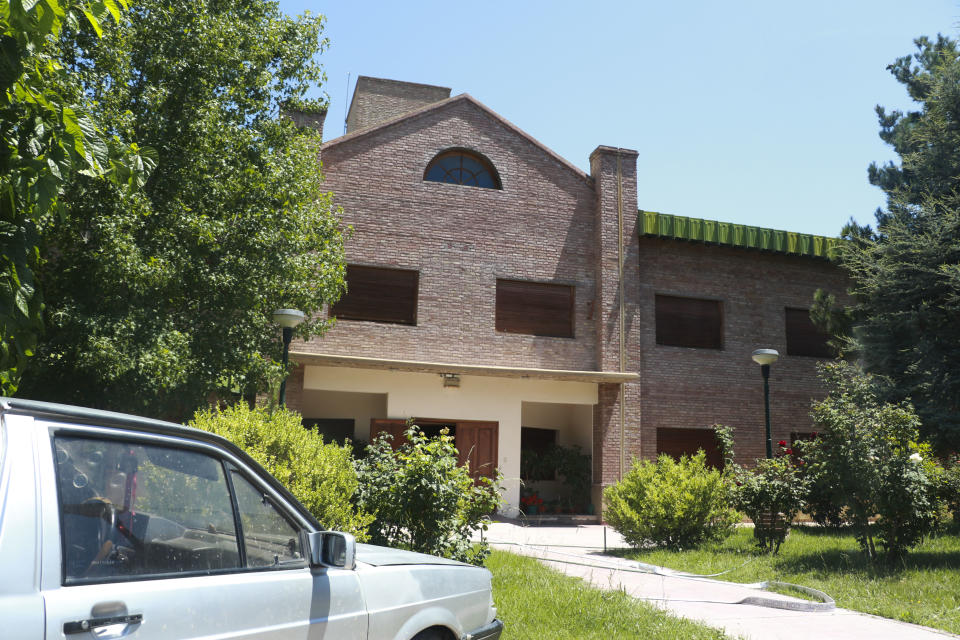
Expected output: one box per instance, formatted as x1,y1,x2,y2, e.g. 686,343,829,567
640,210,842,260
290,352,639,384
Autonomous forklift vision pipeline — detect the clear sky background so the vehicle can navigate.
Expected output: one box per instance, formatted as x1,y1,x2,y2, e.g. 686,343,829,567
277,1,959,237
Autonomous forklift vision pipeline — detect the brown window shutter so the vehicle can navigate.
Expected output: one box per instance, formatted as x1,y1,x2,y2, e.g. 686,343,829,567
785,308,833,358
656,427,724,470
331,265,419,325
496,279,574,338
655,295,723,349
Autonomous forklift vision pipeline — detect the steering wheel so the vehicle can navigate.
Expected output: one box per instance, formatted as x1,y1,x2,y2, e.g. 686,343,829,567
81,497,117,575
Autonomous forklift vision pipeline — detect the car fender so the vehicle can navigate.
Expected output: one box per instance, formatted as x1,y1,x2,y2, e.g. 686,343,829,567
392,606,461,640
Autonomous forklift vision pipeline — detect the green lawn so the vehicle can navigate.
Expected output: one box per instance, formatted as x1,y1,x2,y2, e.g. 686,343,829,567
486,550,730,640
616,527,960,635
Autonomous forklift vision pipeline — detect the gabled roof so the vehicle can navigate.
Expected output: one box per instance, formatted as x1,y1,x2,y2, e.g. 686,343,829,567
640,210,841,260
322,93,592,184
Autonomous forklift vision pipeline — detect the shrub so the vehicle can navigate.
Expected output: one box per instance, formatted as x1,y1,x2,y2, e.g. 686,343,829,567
806,361,941,562
941,454,960,528
714,425,809,553
190,403,373,539
733,443,808,553
354,425,501,565
604,452,739,549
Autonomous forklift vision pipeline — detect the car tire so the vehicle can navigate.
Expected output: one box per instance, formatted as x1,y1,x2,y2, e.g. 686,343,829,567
411,629,448,640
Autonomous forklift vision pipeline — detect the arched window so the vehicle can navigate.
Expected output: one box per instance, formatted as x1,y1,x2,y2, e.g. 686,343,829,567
423,149,502,189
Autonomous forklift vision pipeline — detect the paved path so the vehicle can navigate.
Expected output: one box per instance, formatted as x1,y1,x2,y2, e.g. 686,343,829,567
479,522,959,640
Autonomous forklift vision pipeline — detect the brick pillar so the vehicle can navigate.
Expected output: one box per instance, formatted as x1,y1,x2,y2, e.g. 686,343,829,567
589,146,642,514
283,364,306,414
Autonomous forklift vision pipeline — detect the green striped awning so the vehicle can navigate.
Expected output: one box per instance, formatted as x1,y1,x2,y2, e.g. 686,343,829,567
639,210,841,260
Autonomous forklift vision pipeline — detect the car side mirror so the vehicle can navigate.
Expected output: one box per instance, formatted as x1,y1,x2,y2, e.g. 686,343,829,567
307,531,356,570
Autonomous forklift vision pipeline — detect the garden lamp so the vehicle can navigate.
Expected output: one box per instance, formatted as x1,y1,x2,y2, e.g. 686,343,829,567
273,308,305,408
751,348,779,459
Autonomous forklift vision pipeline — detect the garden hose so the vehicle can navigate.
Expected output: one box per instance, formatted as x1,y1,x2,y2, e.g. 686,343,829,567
487,540,836,612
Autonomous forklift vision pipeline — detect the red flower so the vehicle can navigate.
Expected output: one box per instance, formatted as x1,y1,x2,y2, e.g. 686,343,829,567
785,448,793,455
778,440,788,447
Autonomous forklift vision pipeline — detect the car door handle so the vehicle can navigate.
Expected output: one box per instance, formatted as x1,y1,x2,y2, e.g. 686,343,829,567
64,613,143,635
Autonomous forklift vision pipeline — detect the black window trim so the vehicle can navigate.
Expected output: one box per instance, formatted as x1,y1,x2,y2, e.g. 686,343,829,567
423,147,503,190
49,426,310,586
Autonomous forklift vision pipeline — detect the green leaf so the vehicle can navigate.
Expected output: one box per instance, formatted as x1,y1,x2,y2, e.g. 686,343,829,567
82,7,103,37
14,285,30,317
102,0,120,23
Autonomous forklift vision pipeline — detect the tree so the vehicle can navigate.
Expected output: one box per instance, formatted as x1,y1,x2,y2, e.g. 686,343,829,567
820,35,960,449
868,36,960,210
1,0,153,395
18,0,345,419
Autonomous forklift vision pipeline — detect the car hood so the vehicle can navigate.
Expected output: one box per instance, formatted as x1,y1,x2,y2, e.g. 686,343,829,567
355,543,472,568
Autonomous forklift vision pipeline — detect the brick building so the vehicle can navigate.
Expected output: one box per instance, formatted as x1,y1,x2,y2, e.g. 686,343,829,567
284,76,848,516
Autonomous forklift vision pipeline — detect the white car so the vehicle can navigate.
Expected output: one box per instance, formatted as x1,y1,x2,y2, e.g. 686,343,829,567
0,398,503,640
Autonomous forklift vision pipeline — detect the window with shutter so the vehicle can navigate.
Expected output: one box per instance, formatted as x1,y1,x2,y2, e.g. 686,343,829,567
496,279,574,338
655,295,723,349
656,427,724,470
331,265,419,325
785,307,833,358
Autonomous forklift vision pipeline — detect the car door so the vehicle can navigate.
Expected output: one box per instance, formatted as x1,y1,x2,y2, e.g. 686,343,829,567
38,424,367,640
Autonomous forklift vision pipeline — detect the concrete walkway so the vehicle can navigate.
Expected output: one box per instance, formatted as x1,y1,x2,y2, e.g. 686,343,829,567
479,522,959,640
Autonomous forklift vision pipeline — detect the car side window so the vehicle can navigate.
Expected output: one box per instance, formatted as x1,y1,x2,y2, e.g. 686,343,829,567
230,470,304,568
55,435,240,583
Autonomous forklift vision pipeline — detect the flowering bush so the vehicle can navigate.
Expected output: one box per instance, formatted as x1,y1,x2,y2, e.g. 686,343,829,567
734,441,809,553
714,425,807,554
806,361,941,562
604,451,739,549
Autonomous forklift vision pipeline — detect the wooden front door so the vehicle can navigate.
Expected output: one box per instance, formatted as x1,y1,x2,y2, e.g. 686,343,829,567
369,419,408,450
369,418,498,482
456,421,498,483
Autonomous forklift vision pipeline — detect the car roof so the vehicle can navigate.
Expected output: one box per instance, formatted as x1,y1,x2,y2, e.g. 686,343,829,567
0,397,322,531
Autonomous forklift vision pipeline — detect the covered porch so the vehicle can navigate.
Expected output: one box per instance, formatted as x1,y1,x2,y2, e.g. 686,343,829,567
288,352,636,516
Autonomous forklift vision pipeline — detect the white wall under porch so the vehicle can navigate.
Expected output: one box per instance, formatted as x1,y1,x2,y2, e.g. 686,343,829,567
301,365,597,515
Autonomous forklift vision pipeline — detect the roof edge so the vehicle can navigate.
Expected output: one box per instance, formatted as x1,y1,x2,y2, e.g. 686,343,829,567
639,210,842,260
323,93,593,184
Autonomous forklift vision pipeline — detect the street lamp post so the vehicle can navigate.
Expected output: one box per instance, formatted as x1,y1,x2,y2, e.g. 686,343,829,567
272,308,305,408
751,348,780,459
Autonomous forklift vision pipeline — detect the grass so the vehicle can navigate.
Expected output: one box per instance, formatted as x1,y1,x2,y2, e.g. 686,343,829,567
615,527,960,635
486,550,730,639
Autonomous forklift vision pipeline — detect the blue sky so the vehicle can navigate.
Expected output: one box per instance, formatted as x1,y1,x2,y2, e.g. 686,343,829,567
277,1,959,237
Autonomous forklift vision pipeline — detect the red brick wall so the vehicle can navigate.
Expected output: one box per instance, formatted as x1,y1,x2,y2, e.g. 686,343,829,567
311,98,600,371
635,237,849,466
346,77,451,134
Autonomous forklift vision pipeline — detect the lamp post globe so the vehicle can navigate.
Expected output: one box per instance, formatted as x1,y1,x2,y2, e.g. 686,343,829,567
751,348,779,459
273,309,305,408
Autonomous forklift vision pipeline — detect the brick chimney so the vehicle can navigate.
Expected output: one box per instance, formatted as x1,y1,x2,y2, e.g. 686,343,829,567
284,109,327,139
589,145,642,510
346,76,451,134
